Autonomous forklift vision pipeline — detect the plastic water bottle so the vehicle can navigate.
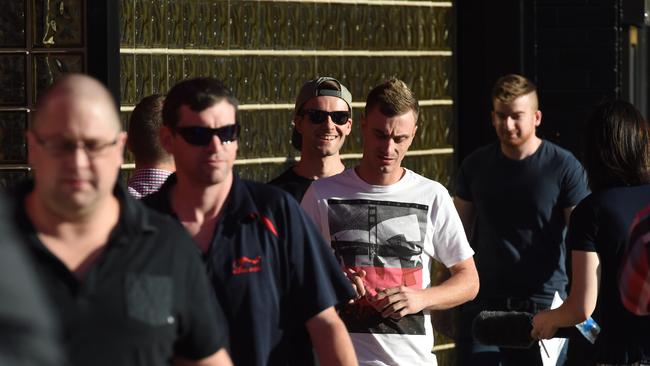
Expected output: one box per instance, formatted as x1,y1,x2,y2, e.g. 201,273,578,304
575,317,601,344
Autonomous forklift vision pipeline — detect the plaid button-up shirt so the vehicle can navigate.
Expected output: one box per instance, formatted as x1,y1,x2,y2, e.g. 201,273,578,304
127,168,173,199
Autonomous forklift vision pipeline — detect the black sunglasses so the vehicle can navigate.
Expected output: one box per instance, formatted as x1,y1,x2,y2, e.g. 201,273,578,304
300,109,350,125
175,123,240,146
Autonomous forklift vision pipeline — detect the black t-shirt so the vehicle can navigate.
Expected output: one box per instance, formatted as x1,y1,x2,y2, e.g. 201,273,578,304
144,173,355,366
14,182,228,366
268,166,314,203
455,140,589,301
567,185,650,363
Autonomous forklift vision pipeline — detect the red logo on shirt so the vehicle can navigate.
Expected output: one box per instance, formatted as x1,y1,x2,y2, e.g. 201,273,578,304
232,256,262,274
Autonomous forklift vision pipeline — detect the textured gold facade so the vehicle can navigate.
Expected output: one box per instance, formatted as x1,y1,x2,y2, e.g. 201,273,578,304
119,2,456,357
0,0,86,187
119,1,455,188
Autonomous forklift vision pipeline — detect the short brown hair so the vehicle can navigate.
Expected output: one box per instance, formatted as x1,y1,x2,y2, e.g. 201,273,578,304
492,74,538,106
163,77,238,129
128,94,169,166
364,78,419,121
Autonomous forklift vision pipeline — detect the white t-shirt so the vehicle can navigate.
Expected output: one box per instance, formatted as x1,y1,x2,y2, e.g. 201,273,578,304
301,168,474,366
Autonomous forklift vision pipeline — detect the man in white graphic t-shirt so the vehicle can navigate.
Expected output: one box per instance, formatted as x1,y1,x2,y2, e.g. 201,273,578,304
301,78,479,365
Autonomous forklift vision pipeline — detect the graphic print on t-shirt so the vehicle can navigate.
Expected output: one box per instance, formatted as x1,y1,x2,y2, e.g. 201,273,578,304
327,198,428,335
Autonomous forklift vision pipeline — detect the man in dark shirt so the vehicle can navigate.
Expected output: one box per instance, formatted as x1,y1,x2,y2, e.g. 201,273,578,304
0,195,62,366
127,94,175,199
18,74,232,366
454,74,589,365
269,76,353,202
143,77,357,366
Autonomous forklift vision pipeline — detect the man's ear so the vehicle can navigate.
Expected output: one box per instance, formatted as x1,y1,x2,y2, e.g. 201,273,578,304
160,126,174,153
535,110,542,127
294,116,304,134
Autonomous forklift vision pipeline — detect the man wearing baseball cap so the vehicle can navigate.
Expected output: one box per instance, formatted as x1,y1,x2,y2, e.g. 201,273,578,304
269,76,353,202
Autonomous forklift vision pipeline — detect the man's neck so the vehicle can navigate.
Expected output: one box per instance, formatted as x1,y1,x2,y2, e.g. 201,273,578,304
171,173,233,221
294,154,346,180
500,136,542,161
134,160,175,172
25,192,121,278
170,172,233,254
355,164,405,186
26,192,120,240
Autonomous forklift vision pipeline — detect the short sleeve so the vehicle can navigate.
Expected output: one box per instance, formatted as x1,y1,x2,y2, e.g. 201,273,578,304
559,153,590,208
565,197,598,252
286,197,355,323
301,185,323,229
173,232,229,359
430,186,475,267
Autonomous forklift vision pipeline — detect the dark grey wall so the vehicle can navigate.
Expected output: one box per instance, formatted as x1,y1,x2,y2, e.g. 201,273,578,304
455,0,647,162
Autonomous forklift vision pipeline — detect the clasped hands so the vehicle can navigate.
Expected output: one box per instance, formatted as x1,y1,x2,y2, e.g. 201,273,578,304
345,267,427,319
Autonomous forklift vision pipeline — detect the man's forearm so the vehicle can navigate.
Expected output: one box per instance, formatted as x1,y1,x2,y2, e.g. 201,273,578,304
306,307,358,366
424,257,479,311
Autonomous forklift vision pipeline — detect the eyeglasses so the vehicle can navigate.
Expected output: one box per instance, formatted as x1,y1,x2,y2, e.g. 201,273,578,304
32,133,120,158
300,109,350,125
174,123,240,146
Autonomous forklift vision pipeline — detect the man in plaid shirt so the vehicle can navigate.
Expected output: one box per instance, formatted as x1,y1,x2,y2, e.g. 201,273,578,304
127,94,175,199
620,205,650,316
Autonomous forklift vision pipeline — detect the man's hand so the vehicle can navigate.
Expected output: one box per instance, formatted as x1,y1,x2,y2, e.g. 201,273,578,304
370,286,428,319
530,309,559,340
345,267,367,302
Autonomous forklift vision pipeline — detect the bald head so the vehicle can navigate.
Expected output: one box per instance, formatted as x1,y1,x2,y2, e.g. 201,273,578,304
31,74,121,133
26,74,127,220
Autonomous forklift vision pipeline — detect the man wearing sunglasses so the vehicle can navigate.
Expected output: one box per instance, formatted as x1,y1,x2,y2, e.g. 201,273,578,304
301,79,479,365
15,74,232,366
143,77,357,366
269,76,353,202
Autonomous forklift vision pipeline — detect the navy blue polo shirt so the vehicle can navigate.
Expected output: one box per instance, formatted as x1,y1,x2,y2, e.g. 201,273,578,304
13,181,228,366
144,173,355,366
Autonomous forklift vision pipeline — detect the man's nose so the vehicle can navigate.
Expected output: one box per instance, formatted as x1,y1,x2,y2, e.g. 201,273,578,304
206,133,225,152
69,145,92,168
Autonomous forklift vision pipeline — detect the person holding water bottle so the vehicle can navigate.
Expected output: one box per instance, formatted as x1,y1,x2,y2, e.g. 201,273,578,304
531,100,650,365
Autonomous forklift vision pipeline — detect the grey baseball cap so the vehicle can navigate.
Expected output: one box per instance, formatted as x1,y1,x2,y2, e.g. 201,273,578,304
291,77,352,150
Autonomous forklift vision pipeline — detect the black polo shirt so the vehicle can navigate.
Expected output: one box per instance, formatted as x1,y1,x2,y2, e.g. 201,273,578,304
13,181,228,366
144,173,355,366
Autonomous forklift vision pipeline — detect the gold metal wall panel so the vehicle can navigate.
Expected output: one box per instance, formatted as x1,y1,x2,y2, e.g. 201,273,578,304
118,1,456,200
0,2,26,48
121,54,136,105
315,56,452,102
119,2,451,51
0,55,27,106
237,109,297,160
33,0,84,47
120,0,135,48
